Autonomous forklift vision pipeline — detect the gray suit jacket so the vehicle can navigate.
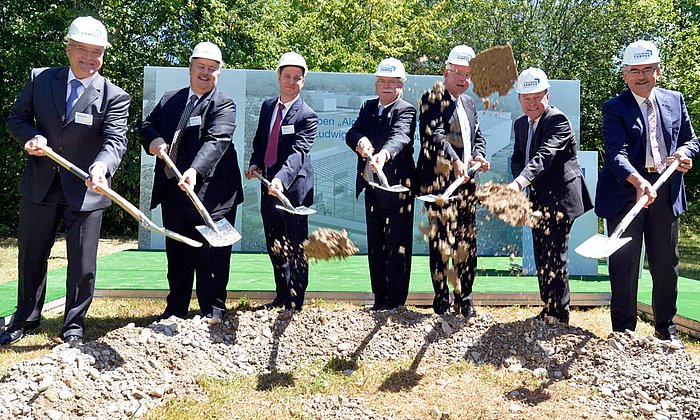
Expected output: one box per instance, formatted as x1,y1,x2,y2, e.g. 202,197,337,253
6,66,130,211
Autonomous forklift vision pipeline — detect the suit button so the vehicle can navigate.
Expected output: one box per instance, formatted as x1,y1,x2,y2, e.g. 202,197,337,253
58,146,64,151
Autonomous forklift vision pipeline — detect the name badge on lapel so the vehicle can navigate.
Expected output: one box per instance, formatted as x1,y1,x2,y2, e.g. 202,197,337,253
189,116,202,127
281,125,295,135
75,112,93,126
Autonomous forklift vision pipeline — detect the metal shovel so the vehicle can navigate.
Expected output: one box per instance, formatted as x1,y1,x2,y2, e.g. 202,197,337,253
161,154,241,247
575,159,680,259
40,146,203,248
363,154,410,193
417,161,482,203
253,171,317,216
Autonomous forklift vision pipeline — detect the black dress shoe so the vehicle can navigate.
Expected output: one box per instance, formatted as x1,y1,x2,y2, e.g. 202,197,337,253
64,335,83,348
258,300,284,310
0,322,39,346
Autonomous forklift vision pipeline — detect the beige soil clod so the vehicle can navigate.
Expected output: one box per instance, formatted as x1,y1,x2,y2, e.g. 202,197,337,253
469,44,518,98
475,182,537,227
303,228,359,262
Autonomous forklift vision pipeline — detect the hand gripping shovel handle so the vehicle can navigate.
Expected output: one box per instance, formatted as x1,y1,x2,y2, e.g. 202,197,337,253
40,146,202,247
609,159,680,240
161,154,218,231
252,170,296,210
443,161,482,199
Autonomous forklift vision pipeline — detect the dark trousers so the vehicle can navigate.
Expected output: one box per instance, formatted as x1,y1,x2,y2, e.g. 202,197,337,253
607,173,678,338
364,188,414,309
16,176,102,339
427,189,477,314
532,214,573,320
261,194,309,310
161,182,236,318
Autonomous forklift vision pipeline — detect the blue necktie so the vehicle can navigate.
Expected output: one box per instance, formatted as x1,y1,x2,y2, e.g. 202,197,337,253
65,79,82,118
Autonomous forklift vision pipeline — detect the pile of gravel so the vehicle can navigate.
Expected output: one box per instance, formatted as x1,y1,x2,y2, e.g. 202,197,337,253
0,308,697,419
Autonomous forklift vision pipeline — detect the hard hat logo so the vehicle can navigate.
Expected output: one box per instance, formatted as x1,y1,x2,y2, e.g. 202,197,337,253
378,65,396,73
633,50,653,60
522,79,540,88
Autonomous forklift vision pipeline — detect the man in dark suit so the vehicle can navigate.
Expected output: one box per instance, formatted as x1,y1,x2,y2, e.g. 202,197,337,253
596,40,699,348
245,52,318,311
508,67,593,324
346,58,417,310
3,17,129,347
417,45,490,316
140,42,242,323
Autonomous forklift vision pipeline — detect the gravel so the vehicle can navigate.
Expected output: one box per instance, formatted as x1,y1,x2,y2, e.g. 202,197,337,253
1,308,698,418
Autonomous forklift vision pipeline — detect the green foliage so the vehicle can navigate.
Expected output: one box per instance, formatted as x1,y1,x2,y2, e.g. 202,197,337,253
1,0,699,236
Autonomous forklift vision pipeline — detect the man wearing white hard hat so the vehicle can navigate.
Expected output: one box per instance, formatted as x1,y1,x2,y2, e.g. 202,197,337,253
346,58,417,310
140,41,243,323
3,16,129,347
417,45,490,316
245,51,318,311
595,40,699,348
508,67,593,324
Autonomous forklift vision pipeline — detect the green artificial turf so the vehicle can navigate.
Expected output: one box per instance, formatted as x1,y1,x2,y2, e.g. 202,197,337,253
1,251,699,323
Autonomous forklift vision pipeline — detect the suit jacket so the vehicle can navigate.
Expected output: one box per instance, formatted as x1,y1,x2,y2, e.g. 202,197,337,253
345,97,417,205
595,88,699,218
511,106,593,219
6,66,130,211
249,96,318,207
417,88,486,194
140,87,243,217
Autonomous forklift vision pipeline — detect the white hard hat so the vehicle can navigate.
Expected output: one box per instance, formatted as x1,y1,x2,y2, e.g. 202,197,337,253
622,40,660,66
65,16,111,48
516,67,550,94
190,41,223,64
375,58,406,82
277,51,308,75
446,45,476,66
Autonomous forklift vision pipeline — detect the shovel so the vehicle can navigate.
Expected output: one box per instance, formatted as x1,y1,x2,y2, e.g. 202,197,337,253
40,146,203,248
575,159,680,259
417,161,482,203
161,154,241,247
252,171,317,216
363,154,410,193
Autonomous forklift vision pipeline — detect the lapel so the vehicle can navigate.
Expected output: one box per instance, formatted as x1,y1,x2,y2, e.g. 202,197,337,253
622,89,645,136
654,89,674,150
283,97,301,125
189,87,214,123
66,73,104,125
531,106,551,153
52,67,69,121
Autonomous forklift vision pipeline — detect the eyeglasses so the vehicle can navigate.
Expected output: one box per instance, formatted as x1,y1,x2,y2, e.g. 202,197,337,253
448,69,471,79
625,66,658,76
67,43,104,58
282,75,303,84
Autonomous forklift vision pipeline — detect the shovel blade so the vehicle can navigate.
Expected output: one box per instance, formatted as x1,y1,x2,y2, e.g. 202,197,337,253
417,194,438,203
368,181,410,194
195,218,242,247
574,234,632,259
275,204,317,216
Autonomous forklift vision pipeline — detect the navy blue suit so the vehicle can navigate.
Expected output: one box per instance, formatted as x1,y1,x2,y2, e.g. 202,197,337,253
140,86,243,319
596,87,699,337
417,89,486,315
346,98,417,309
250,96,318,310
511,105,593,321
6,67,129,339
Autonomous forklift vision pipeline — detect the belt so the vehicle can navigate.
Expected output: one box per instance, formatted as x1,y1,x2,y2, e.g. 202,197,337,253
645,166,657,173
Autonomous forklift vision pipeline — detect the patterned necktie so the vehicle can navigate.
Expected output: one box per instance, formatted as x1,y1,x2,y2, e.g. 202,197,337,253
525,119,535,163
65,79,82,118
264,103,285,167
165,94,199,179
455,99,472,163
644,98,667,173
